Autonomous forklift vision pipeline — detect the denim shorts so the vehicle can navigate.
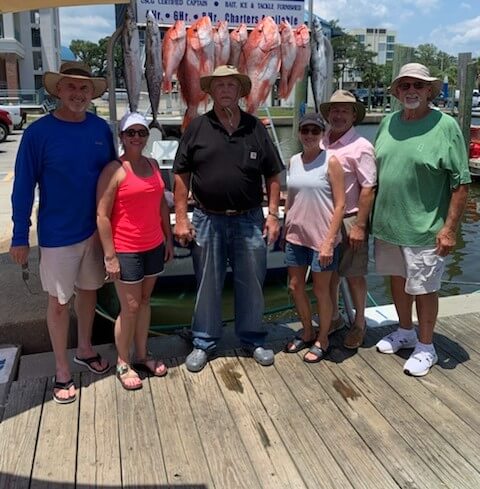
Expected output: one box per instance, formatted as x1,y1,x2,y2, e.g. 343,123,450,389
285,242,340,272
117,243,165,283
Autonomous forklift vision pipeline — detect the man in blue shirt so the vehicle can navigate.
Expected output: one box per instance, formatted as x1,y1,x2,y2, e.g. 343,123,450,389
10,62,116,403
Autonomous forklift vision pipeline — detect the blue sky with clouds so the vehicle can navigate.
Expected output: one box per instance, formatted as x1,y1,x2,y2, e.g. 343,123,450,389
59,0,480,56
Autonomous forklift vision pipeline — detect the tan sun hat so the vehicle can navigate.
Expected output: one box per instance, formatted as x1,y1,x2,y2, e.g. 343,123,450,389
200,65,252,97
390,63,442,100
43,61,107,99
320,90,366,125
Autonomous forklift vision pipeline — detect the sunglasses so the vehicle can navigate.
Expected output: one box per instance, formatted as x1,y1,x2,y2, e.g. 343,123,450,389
123,128,149,138
300,127,322,135
397,81,428,91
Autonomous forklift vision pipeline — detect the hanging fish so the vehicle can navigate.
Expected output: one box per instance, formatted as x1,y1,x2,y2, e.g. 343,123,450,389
228,23,247,67
241,16,281,114
278,20,297,99
162,20,187,93
122,6,141,113
284,24,311,100
310,17,334,112
213,20,230,68
145,11,163,132
177,16,214,130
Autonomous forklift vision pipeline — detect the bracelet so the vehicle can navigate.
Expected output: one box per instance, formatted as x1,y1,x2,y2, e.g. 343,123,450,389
268,211,280,219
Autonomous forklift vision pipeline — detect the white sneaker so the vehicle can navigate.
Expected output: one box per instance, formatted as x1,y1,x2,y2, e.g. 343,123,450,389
376,329,418,354
403,347,438,377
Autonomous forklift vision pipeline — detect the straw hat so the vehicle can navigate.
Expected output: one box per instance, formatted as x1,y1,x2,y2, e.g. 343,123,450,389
390,63,442,100
320,90,366,125
200,65,252,97
43,61,107,99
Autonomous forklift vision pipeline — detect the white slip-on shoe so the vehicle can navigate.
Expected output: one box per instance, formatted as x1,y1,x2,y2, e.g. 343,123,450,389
403,347,438,377
376,329,418,354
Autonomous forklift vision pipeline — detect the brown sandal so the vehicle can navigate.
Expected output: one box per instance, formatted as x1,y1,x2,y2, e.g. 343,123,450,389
116,364,143,390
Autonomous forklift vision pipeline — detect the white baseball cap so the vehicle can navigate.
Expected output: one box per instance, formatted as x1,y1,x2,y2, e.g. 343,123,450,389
119,112,149,132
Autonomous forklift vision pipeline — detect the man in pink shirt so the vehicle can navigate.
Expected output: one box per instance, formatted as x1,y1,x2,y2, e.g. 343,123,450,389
320,90,377,348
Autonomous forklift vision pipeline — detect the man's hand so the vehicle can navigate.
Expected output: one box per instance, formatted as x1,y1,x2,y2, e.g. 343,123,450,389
263,214,280,245
10,245,29,266
348,224,366,251
174,219,196,247
436,226,456,257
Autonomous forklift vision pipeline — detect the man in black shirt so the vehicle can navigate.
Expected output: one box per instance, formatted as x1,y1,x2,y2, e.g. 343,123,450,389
173,65,284,372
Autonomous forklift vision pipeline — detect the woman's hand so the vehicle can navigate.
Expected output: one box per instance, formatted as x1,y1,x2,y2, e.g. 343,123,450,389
104,256,120,281
318,242,334,268
164,236,174,262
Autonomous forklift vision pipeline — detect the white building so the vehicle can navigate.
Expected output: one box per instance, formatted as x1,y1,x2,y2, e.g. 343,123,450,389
0,9,61,96
349,27,396,65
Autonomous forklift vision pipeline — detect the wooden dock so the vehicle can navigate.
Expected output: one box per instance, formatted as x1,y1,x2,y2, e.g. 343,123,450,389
2,312,480,488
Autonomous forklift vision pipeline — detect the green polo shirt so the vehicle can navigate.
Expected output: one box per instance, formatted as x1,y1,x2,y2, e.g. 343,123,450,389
372,110,471,246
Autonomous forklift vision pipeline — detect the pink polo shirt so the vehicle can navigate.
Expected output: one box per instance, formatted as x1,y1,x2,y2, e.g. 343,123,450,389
322,127,376,215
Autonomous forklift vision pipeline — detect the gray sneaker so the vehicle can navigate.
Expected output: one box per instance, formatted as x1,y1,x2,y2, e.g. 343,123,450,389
252,346,275,366
185,348,209,372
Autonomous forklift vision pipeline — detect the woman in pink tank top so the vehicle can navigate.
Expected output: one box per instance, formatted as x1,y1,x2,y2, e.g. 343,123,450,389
283,113,345,363
97,113,174,390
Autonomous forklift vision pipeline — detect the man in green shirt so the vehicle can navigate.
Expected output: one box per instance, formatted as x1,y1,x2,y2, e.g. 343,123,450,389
372,63,470,376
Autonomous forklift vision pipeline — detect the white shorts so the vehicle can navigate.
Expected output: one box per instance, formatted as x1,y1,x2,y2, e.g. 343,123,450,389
39,232,105,305
374,238,445,295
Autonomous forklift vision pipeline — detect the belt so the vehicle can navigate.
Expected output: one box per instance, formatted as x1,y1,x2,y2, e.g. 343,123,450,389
196,205,253,216
344,211,358,218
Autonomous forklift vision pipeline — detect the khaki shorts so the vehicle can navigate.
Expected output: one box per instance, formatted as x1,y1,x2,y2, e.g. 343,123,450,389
374,238,445,295
39,232,105,305
338,214,369,277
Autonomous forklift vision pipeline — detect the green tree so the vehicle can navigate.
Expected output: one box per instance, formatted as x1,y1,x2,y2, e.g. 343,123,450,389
414,43,457,83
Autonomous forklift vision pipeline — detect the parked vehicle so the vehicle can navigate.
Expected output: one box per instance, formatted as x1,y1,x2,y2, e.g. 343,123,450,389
0,109,13,143
0,105,26,130
351,88,378,107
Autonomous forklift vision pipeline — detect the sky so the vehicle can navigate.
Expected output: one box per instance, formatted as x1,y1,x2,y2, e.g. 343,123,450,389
58,0,480,57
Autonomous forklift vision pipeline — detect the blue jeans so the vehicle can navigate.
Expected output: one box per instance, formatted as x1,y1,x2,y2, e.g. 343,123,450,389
191,207,267,351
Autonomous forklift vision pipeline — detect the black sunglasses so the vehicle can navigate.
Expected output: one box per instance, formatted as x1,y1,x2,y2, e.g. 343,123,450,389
123,128,149,138
300,126,322,135
397,81,428,91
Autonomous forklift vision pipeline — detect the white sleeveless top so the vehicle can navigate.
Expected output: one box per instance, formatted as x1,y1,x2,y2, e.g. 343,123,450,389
285,150,341,252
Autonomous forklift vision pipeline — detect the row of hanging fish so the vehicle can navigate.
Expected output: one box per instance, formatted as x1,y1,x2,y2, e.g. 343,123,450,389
121,7,333,130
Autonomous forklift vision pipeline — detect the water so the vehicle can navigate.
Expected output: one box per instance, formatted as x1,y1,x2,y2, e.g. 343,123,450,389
276,118,480,307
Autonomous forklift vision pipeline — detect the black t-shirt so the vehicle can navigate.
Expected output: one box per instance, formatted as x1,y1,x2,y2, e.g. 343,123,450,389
173,109,284,211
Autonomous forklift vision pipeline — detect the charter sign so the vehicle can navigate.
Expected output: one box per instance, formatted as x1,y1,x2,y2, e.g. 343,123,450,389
136,0,305,27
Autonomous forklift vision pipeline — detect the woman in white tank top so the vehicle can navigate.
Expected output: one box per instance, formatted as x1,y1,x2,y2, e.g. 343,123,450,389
283,113,345,362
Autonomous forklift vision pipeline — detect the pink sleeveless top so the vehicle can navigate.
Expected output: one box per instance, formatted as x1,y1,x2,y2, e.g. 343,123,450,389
111,159,165,252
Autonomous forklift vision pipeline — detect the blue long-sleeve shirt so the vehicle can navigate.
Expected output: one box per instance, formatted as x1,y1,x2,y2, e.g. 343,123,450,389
11,113,116,247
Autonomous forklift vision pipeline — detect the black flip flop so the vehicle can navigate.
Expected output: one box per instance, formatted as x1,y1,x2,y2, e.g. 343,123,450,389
73,353,110,374
52,377,76,404
285,336,315,353
303,344,330,363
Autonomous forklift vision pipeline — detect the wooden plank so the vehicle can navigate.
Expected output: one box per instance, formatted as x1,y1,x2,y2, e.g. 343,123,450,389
149,358,215,487
0,378,46,489
311,353,445,488
76,372,122,487
276,351,399,489
237,351,354,488
179,355,262,489
357,342,480,486
115,371,168,487
30,374,80,488
211,353,307,489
